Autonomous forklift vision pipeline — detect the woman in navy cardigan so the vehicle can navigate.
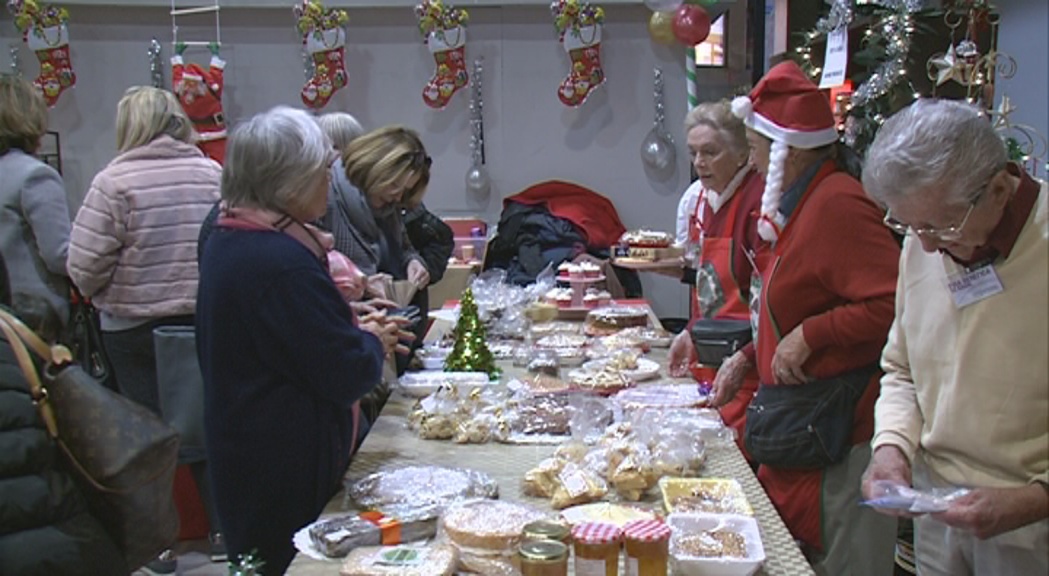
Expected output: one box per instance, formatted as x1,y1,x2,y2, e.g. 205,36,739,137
196,106,399,573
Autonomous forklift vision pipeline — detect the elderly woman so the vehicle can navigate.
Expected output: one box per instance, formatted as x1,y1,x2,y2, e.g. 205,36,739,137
0,74,71,326
861,99,1048,575
317,111,365,151
196,106,400,574
720,61,901,574
664,100,766,445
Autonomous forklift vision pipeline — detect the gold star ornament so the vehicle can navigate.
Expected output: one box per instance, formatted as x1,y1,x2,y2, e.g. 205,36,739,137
928,44,970,86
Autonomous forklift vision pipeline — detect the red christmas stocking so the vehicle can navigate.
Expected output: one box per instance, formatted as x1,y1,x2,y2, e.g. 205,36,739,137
558,24,604,107
301,26,348,109
26,23,76,107
422,26,468,109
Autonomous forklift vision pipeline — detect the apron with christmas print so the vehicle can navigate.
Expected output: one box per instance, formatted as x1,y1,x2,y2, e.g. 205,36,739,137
686,191,759,444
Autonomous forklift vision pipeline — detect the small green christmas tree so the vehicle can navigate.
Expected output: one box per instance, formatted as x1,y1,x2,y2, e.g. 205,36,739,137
444,287,500,378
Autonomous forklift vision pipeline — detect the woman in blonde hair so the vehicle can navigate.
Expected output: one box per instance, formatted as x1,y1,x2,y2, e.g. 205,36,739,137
0,74,72,327
67,86,222,574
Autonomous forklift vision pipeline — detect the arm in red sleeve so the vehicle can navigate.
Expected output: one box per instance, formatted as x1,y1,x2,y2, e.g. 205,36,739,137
802,188,901,351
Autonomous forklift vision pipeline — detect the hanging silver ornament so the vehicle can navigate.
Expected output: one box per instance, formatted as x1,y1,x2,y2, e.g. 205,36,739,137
148,38,164,88
641,67,676,171
465,164,492,197
9,43,20,76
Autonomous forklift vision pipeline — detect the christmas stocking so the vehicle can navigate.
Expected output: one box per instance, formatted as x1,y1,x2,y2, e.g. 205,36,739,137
301,26,348,109
8,2,76,107
422,26,468,109
558,24,604,107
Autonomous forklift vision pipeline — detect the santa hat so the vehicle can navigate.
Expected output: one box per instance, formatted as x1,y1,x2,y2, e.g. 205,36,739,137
732,61,838,242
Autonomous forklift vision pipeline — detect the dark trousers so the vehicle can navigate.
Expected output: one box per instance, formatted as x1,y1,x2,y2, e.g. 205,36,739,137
102,315,221,534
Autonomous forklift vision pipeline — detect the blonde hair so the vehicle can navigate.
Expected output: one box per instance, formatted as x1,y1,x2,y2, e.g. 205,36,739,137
0,74,48,155
115,86,196,152
342,125,431,209
684,100,749,160
317,112,365,152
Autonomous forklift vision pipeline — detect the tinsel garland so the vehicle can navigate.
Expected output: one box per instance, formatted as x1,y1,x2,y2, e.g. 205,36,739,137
468,58,485,166
8,43,19,76
148,37,163,88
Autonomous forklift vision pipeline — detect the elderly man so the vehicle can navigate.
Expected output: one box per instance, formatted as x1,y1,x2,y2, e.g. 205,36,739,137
861,98,1048,575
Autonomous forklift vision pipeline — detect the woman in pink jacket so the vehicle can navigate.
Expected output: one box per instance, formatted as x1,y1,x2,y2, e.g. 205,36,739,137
66,86,221,574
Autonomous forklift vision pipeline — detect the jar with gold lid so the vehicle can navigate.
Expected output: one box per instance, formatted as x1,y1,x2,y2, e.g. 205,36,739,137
571,522,622,576
622,518,671,576
519,539,569,576
522,520,571,545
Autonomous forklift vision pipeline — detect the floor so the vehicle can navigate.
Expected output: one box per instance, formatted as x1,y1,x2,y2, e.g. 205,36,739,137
131,540,228,576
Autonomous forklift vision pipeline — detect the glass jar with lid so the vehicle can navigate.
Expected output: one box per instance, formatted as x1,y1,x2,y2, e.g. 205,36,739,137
522,520,571,545
571,522,622,576
622,519,671,576
519,539,569,576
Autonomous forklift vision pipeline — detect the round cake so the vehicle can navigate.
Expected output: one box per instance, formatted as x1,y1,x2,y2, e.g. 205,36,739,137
620,229,672,248
585,306,649,336
441,500,547,551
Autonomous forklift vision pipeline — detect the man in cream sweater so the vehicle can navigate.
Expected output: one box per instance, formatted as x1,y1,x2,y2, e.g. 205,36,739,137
860,99,1048,574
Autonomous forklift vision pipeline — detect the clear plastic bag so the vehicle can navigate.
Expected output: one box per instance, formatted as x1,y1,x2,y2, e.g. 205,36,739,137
567,394,613,444
861,481,970,514
347,466,499,511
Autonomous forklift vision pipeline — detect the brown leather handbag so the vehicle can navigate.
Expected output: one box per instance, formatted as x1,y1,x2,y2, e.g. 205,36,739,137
0,308,180,570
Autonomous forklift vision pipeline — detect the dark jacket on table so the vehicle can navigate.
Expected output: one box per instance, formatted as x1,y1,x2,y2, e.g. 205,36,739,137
196,227,384,575
0,341,127,576
321,158,422,278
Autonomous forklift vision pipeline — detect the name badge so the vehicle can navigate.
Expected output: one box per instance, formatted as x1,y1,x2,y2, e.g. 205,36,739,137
946,264,1003,308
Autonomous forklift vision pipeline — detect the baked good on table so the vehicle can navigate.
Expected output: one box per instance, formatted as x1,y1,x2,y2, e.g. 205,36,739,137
560,502,657,528
584,306,649,336
569,368,631,395
675,530,748,559
535,333,588,349
340,544,457,575
441,500,547,551
349,466,498,510
620,229,673,248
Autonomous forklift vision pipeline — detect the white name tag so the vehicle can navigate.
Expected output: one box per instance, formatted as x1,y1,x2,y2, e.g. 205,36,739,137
946,265,1003,308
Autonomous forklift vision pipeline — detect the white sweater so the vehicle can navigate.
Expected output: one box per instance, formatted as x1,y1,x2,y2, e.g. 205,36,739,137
873,178,1048,488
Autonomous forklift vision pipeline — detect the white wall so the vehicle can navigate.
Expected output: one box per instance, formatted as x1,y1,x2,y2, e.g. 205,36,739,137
0,3,750,320
996,0,1049,180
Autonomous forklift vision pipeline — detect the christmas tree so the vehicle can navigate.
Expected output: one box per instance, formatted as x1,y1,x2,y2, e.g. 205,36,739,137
444,287,500,377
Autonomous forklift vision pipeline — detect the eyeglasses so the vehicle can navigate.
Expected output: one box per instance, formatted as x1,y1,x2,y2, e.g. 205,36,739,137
883,196,978,242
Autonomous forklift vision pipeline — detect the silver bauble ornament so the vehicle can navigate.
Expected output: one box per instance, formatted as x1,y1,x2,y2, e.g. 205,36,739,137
640,127,675,171
644,0,684,12
465,165,492,197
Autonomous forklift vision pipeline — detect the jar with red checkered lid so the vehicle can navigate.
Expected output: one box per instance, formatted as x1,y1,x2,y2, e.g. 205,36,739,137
622,518,671,576
570,522,622,576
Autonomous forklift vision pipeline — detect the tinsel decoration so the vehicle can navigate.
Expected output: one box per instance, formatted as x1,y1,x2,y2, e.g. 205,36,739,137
147,37,163,88
8,43,19,76
228,550,265,576
640,67,675,171
464,57,491,197
301,45,314,81
444,287,500,378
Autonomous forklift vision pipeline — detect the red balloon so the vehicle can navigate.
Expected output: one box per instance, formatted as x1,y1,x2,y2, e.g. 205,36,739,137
672,4,712,46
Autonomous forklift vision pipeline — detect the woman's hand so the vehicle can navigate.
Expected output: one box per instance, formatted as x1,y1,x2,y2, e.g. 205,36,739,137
710,351,751,407
359,312,402,357
772,325,812,385
407,259,430,288
667,331,694,377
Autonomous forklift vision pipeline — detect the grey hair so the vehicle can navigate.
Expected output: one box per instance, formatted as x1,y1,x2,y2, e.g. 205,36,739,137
317,112,365,152
222,106,334,214
683,100,749,159
863,99,1007,208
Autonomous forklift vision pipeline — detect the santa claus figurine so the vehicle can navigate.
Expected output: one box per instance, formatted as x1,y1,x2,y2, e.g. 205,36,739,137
172,41,227,164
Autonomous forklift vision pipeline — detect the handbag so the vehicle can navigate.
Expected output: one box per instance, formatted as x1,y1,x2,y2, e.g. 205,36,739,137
154,326,207,464
743,363,878,469
0,308,180,570
65,287,117,391
689,318,753,367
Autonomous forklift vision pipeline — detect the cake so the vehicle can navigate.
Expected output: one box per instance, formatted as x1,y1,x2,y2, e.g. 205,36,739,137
584,306,649,336
583,292,600,309
579,261,602,278
441,500,547,551
619,230,673,261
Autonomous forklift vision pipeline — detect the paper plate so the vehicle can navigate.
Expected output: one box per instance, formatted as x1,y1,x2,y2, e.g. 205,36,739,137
397,371,493,398
581,357,660,383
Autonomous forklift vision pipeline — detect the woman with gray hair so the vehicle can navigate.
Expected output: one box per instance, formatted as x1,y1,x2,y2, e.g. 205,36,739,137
317,111,365,151
196,106,400,574
662,99,767,447
862,99,1048,575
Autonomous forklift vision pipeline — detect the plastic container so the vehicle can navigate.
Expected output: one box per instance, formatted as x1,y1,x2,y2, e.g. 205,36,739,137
519,539,570,576
571,522,622,576
667,513,765,576
622,519,671,576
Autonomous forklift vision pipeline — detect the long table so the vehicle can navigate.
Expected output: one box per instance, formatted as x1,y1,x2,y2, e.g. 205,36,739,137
287,322,815,575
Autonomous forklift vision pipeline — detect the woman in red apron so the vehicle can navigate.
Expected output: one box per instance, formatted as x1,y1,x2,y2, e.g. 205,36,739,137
666,100,766,446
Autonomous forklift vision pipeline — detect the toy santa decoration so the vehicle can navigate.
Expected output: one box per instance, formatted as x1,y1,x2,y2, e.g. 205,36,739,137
415,0,470,109
731,61,840,242
172,41,227,164
551,0,605,108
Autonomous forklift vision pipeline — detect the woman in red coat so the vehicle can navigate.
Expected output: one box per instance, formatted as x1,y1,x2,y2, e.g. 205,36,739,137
723,61,900,574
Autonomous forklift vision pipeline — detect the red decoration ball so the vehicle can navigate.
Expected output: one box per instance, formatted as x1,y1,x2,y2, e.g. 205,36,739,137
672,4,712,46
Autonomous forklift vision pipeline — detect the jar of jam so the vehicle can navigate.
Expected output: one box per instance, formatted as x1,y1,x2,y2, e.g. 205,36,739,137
622,519,671,576
522,520,571,545
519,539,569,576
571,522,622,576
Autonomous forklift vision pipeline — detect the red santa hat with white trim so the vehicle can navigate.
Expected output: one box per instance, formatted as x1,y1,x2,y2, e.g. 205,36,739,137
731,61,838,241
